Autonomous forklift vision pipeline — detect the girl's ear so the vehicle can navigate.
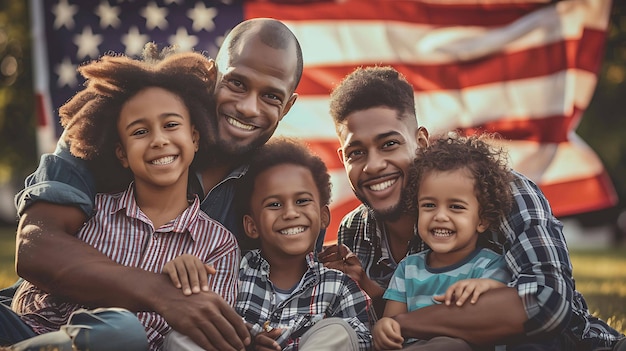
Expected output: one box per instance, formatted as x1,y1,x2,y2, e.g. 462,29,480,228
476,218,490,234
115,143,129,168
320,205,331,229
192,127,199,152
243,214,260,239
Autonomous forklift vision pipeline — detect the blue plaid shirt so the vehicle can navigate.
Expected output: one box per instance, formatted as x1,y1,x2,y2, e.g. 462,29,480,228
337,170,624,349
235,250,374,351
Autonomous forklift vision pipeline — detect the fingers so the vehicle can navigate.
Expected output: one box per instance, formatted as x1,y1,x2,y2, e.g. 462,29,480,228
442,280,481,306
163,261,182,289
220,300,252,347
205,264,217,275
194,294,251,350
182,260,202,295
373,318,403,350
317,244,340,263
254,333,281,351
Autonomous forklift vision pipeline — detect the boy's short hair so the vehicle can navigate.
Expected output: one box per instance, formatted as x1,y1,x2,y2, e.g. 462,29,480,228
407,132,514,233
329,66,417,128
237,137,332,216
59,43,216,192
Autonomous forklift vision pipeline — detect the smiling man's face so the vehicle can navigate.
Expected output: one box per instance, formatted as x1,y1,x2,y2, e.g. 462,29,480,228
212,33,298,158
337,106,427,221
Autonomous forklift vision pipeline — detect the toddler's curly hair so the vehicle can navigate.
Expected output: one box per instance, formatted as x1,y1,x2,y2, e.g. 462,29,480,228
406,132,514,233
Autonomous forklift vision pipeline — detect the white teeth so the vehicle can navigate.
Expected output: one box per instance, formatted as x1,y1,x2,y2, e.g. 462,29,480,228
432,229,453,237
279,226,306,235
228,117,255,131
369,179,396,191
151,156,175,165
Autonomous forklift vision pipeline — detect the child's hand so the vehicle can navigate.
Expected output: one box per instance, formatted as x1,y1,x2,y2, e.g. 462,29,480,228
372,317,404,350
433,278,506,306
251,327,282,351
162,254,216,295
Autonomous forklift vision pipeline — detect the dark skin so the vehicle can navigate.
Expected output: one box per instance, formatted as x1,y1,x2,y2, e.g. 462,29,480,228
317,105,529,345
318,214,417,318
16,18,301,351
17,201,250,351
392,287,527,345
320,232,528,347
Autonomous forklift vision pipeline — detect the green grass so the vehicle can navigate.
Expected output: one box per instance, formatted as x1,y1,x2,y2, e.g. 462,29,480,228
0,226,624,334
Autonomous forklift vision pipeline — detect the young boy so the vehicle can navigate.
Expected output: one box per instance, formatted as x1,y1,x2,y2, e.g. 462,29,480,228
10,45,240,351
372,132,513,351
165,137,374,351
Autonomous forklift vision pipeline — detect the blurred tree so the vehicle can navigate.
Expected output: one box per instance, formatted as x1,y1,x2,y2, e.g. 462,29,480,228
576,0,626,232
0,1,36,189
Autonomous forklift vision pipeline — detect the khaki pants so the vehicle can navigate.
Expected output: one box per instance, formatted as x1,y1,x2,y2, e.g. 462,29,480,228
163,317,360,351
299,317,359,351
401,336,472,351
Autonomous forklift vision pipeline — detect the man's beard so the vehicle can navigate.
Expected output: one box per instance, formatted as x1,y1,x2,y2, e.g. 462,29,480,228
355,189,412,222
215,135,265,159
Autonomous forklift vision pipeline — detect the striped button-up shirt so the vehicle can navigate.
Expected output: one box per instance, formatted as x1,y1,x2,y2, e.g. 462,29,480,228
337,170,623,348
13,183,240,350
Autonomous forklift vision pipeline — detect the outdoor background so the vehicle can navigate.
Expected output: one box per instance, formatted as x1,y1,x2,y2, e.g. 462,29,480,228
0,0,624,336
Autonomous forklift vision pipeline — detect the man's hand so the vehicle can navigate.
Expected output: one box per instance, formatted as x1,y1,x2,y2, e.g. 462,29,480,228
372,317,404,350
159,289,251,351
319,243,387,316
163,254,216,295
433,278,506,306
249,325,282,351
318,244,364,282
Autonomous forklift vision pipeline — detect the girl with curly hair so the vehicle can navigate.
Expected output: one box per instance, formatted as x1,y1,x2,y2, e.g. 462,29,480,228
10,44,240,351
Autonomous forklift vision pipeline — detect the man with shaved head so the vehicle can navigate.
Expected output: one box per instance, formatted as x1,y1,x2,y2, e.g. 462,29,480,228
6,18,302,351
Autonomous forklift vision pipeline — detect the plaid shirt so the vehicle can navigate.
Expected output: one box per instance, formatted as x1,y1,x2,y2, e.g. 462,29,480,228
235,250,374,351
337,170,623,349
13,183,240,351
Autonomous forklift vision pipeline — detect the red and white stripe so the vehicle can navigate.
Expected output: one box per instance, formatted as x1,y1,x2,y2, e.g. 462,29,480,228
246,0,616,240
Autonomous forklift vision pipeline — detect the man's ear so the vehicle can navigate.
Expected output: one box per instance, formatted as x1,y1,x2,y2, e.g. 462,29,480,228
320,205,331,229
279,93,298,121
336,147,345,165
243,214,260,239
416,126,429,149
115,143,129,168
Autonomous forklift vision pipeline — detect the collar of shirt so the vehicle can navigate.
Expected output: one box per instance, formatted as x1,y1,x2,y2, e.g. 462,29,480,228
109,182,203,239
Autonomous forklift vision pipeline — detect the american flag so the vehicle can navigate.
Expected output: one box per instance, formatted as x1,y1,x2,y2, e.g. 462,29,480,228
31,0,617,242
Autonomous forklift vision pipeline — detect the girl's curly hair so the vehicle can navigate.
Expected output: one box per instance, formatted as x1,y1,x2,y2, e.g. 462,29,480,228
406,131,514,233
59,43,216,192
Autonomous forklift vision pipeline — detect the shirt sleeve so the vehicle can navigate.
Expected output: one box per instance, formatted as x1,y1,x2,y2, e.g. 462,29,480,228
382,260,406,303
334,275,375,351
205,230,240,307
14,134,96,217
478,252,511,284
501,171,574,336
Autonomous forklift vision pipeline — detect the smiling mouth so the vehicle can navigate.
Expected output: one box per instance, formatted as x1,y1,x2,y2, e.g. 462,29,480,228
368,179,397,191
228,117,255,131
432,229,453,237
279,226,306,235
151,156,176,165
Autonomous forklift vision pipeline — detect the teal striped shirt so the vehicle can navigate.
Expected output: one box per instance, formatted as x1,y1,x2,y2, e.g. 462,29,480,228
384,247,509,311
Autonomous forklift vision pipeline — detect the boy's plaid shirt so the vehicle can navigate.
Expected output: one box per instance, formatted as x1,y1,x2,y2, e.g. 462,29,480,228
235,250,375,351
